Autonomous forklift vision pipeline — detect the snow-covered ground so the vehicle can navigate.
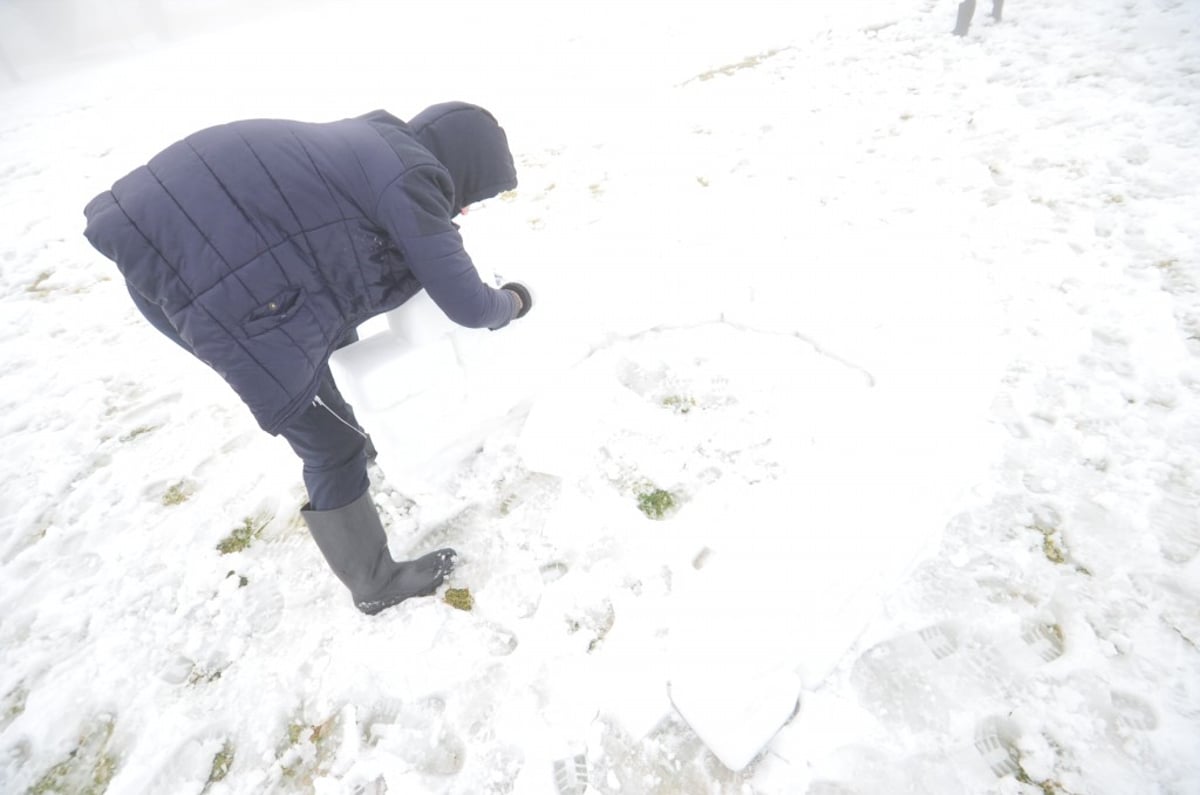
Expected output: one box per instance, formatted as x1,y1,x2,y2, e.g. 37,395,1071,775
2,0,1198,792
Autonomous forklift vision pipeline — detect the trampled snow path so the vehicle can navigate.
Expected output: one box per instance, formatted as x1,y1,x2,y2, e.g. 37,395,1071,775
1,0,1198,793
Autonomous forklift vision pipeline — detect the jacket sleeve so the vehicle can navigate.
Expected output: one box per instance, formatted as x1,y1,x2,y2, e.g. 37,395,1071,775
375,164,517,330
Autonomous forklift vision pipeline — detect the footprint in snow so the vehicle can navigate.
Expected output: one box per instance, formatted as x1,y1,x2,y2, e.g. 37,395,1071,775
850,621,991,729
1148,496,1200,564
479,620,519,657
972,715,1023,780
367,696,467,776
851,618,1067,727
553,752,589,795
240,577,285,635
101,388,180,424
1107,691,1159,735
540,561,569,583
1019,621,1066,665
130,726,229,793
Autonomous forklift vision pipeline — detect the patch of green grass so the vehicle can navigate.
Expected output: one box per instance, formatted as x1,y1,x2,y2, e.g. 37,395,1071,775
28,717,117,795
279,712,341,787
444,588,474,611
1015,758,1068,795
119,424,159,443
1027,519,1068,565
588,609,615,653
286,721,309,747
2,684,27,730
686,47,791,84
216,515,269,555
162,481,194,506
661,394,697,414
1035,524,1067,564
187,665,225,686
92,754,117,794
567,601,616,653
207,741,234,787
26,270,52,294
637,488,677,520
1042,533,1067,564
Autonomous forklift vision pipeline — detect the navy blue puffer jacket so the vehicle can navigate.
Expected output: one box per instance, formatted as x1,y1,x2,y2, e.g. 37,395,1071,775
83,103,519,434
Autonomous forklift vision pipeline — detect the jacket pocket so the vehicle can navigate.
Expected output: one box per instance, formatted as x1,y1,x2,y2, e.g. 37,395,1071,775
243,287,307,337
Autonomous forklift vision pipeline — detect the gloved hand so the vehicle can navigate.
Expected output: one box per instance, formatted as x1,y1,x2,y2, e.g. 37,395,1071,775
503,282,533,320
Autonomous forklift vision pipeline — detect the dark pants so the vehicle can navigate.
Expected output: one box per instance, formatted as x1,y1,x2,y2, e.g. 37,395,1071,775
127,285,371,511
278,371,371,511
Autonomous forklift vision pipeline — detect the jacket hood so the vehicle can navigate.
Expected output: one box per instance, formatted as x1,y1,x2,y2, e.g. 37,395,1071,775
408,102,518,214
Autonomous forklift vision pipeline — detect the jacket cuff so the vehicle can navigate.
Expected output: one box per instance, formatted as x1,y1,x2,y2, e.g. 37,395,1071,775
488,289,520,330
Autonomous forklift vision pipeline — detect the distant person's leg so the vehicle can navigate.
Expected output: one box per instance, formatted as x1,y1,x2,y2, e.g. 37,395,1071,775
954,0,977,35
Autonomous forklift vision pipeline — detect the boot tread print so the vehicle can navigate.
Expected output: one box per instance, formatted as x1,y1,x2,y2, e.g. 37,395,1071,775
356,548,458,616
553,752,588,795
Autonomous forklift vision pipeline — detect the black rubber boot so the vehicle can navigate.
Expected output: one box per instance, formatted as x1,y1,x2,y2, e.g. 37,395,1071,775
301,492,456,615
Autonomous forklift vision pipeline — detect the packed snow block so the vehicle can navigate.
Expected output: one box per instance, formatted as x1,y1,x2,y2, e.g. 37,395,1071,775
329,321,466,478
330,280,566,499
589,592,675,740
330,289,498,491
663,520,842,772
667,589,802,770
663,464,963,772
382,283,462,347
669,664,802,772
